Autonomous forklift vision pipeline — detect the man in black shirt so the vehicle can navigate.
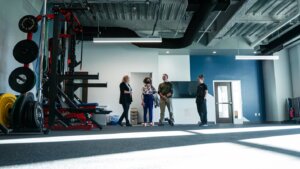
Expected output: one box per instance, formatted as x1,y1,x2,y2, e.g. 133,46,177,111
196,74,208,127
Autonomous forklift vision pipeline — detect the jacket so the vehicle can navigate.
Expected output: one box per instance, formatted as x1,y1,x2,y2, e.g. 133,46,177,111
119,82,133,104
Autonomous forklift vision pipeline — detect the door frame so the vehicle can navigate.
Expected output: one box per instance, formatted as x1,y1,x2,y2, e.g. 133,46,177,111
214,82,233,123
213,80,243,124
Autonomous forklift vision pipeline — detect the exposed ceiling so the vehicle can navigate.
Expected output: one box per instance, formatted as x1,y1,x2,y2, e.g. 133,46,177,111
49,0,192,38
48,0,300,50
207,0,300,48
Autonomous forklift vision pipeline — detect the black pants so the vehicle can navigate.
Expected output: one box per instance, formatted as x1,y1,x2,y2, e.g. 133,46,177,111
119,103,130,124
197,100,207,124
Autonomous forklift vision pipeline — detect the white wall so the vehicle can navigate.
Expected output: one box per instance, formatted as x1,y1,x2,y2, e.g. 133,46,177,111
0,0,42,93
288,44,300,97
158,54,216,124
158,55,191,81
78,42,159,118
79,44,217,124
159,55,194,124
262,49,293,122
262,60,278,121
274,49,293,120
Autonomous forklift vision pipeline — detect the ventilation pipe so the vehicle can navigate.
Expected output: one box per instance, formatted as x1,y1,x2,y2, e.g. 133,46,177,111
80,0,230,49
134,0,230,48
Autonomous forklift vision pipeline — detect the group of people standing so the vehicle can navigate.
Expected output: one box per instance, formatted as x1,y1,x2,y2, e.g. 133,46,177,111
118,74,208,127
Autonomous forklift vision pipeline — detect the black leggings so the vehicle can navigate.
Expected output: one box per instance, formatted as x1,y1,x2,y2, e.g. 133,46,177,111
119,103,130,124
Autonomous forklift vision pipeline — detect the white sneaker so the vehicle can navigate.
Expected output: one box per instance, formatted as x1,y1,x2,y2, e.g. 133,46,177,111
142,123,147,127
202,124,208,127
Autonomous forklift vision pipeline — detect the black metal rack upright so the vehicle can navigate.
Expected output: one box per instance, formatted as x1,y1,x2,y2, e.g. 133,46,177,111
46,6,110,129
65,12,76,101
48,7,62,127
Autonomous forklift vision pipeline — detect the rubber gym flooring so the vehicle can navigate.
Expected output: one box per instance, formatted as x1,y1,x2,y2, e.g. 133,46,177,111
0,124,300,169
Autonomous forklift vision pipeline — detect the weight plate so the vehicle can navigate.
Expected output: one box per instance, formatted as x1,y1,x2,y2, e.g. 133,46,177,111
22,93,34,129
10,94,24,129
0,93,16,128
13,40,39,64
11,92,34,129
28,101,34,128
26,101,35,129
9,67,36,93
18,15,38,33
23,100,34,128
33,102,44,129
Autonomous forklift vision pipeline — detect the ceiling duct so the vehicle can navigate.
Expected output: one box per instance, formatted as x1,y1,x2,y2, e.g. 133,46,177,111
257,24,300,55
135,0,230,48
79,0,230,49
80,27,140,39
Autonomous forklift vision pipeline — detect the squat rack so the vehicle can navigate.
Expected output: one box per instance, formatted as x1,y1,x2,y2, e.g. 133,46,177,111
45,5,110,130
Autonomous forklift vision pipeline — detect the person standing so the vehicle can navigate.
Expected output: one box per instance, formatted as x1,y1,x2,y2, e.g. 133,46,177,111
158,74,174,126
118,75,133,127
141,77,156,127
196,74,208,127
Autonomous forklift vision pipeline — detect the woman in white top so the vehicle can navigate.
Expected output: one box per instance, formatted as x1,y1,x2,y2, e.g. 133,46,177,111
141,77,156,127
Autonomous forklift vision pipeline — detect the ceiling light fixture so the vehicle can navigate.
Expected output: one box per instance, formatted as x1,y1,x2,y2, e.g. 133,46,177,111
93,37,162,43
235,55,279,60
213,51,217,54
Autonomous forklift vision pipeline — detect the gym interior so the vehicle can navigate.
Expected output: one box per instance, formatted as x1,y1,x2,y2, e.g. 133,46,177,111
1,0,300,168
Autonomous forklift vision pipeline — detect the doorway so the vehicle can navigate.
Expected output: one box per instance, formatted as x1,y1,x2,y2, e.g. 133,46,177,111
214,82,234,123
130,72,152,123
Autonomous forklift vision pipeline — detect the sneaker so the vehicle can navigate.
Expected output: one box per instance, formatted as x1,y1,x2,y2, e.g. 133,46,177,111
142,123,147,127
166,118,174,126
117,122,124,127
202,124,208,127
149,122,154,127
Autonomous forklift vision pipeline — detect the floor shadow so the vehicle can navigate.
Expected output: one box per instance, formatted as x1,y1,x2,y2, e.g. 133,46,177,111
0,124,300,166
235,141,300,158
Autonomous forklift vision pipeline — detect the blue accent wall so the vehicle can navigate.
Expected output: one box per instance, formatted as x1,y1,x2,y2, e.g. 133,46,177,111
190,55,265,122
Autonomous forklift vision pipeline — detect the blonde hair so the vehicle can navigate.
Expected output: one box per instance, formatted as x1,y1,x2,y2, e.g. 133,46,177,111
122,75,130,83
